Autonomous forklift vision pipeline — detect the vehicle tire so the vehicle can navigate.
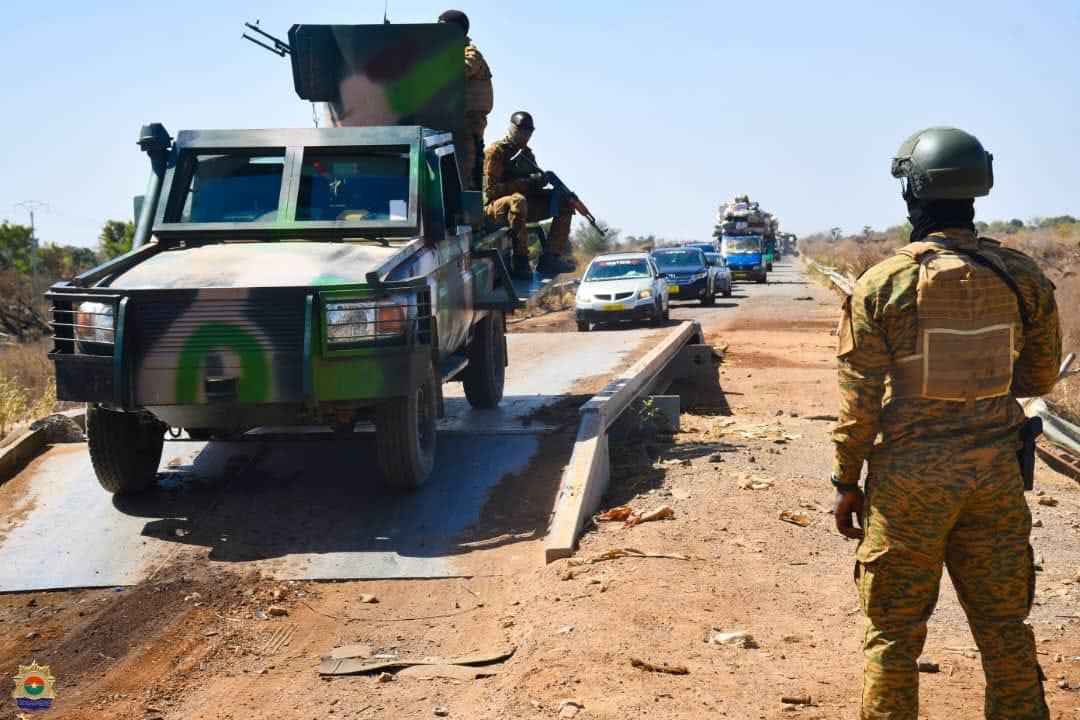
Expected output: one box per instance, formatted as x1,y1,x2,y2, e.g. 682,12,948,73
651,299,664,326
757,274,767,284
376,362,438,490
462,310,506,409
723,287,732,298
576,318,590,332
702,288,715,306
662,301,670,322
767,262,774,271
87,405,165,495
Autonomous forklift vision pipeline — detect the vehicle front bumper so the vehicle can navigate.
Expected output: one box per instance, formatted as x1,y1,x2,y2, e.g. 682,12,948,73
728,264,765,280
575,298,657,323
664,276,709,299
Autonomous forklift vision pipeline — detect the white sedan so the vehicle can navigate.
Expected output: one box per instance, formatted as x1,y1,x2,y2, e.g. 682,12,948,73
574,252,670,332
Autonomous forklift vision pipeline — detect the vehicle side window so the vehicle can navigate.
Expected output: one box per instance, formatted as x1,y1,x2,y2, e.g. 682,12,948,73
439,152,463,229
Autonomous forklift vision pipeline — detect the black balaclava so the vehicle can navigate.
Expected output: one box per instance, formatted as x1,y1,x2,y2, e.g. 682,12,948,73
904,184,976,242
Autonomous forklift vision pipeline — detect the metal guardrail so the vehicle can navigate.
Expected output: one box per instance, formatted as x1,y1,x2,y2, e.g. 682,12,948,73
809,259,1080,474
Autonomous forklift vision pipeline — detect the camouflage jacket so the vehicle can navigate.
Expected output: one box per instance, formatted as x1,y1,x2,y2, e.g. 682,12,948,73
831,228,1062,485
464,40,493,116
483,138,537,205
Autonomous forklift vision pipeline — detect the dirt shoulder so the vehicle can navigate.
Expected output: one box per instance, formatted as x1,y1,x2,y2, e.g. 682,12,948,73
2,265,1078,720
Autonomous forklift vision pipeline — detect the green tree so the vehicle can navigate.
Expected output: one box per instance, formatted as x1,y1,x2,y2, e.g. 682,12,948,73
570,220,619,257
0,222,35,274
99,220,135,260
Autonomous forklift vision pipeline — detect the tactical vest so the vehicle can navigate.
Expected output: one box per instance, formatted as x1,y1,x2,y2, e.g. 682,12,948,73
465,43,494,115
889,241,1024,404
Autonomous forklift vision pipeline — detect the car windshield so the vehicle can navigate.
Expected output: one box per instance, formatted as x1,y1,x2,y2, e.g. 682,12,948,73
297,147,411,221
724,236,762,254
652,250,703,267
706,253,725,266
585,258,651,281
178,152,286,223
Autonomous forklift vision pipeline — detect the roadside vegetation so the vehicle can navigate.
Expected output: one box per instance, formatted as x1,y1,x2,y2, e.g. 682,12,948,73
0,219,134,437
801,218,1080,419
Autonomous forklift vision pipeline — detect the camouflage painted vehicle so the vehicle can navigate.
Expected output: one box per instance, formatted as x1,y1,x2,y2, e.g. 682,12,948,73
46,23,520,493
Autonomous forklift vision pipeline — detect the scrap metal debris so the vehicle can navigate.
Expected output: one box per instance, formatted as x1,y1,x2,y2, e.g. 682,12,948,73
630,657,689,675
319,646,515,676
779,511,813,527
567,548,691,566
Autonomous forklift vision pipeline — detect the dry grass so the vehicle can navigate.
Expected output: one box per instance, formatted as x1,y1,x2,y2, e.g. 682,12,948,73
0,340,55,437
802,225,1080,418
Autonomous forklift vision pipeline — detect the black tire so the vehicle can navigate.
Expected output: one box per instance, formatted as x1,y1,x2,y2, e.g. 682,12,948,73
87,405,165,495
651,299,664,326
757,274,767,284
576,318,590,332
701,286,715,306
767,262,774,271
723,287,732,298
662,301,670,322
375,362,438,490
462,311,506,409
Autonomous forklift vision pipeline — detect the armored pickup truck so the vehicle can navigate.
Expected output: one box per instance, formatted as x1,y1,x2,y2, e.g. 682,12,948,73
47,23,520,493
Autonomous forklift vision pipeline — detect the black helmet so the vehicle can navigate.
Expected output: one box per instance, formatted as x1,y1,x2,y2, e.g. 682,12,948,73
891,127,994,199
437,9,469,35
510,111,535,130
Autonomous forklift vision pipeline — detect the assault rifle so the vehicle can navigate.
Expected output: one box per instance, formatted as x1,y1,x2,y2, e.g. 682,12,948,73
509,149,607,239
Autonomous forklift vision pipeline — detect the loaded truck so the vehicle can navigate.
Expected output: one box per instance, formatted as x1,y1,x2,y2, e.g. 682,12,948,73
47,23,522,494
720,234,767,283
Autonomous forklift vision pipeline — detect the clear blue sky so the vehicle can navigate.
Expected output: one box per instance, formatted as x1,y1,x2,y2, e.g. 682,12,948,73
2,0,1079,248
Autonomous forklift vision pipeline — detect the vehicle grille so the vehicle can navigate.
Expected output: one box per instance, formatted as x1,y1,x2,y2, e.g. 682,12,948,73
130,297,306,356
594,292,634,301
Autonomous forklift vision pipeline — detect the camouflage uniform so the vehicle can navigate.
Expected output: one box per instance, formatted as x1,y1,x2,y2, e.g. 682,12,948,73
833,228,1061,720
482,138,572,257
458,40,493,191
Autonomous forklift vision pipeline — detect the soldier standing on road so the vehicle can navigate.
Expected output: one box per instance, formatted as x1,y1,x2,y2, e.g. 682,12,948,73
483,111,576,280
438,10,492,191
831,127,1061,720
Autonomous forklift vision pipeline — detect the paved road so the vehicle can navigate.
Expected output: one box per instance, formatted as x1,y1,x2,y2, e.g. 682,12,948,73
0,329,662,591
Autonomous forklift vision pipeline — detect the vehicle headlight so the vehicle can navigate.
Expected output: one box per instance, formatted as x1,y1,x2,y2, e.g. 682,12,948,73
326,300,409,343
638,288,653,299
576,292,592,303
692,272,708,281
75,301,114,344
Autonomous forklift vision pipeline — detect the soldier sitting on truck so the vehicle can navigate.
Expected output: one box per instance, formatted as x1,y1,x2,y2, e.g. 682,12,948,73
483,111,576,280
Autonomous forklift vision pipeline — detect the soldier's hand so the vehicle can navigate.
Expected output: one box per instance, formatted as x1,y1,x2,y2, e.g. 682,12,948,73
833,487,864,540
528,172,547,189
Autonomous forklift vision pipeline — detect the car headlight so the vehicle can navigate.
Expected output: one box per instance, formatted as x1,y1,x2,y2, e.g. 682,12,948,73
690,272,707,281
638,288,653,299
576,292,592,303
75,301,114,344
326,300,409,343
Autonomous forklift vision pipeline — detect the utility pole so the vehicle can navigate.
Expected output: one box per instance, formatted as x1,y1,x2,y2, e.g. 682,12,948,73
14,200,48,293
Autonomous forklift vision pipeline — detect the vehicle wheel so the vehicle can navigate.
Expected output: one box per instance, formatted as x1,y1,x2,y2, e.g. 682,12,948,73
662,301,670,322
87,405,165,495
376,362,438,490
576,318,590,332
462,310,506,409
651,300,664,326
767,262,774,271
702,289,715,306
723,287,732,298
757,274,767,284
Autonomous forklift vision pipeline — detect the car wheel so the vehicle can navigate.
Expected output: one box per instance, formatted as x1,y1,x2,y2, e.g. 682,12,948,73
462,310,506,409
87,406,165,495
662,300,670,322
723,286,732,298
376,362,438,490
576,318,590,332
651,299,664,326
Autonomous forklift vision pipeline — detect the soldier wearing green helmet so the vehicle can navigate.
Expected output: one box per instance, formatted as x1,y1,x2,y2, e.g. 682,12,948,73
832,127,1061,719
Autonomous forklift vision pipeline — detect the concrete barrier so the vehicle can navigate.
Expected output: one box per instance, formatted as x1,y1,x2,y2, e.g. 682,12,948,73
544,321,705,562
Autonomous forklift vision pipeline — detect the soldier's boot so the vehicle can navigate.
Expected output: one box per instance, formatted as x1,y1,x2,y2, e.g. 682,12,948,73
510,254,533,281
536,252,576,277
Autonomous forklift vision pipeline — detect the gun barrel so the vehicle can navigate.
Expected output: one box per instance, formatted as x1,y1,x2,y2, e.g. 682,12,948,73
242,21,292,56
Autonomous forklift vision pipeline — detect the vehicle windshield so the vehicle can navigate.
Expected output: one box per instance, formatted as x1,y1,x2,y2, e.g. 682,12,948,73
723,236,762,254
706,253,725,266
585,258,652,281
652,250,703,268
297,147,411,221
178,152,286,223
173,146,412,224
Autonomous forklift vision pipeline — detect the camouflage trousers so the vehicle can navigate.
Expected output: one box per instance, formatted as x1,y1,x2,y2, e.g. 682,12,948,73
484,190,572,257
856,442,1048,720
457,112,488,191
